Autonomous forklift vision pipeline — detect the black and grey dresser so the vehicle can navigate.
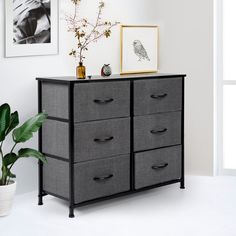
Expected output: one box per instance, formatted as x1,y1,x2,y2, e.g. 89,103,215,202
36,73,186,218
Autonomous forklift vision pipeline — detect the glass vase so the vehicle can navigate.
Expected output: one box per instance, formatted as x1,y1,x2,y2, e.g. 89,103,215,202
76,62,86,79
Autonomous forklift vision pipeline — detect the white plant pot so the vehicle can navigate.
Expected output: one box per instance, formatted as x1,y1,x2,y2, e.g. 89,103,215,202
0,181,16,216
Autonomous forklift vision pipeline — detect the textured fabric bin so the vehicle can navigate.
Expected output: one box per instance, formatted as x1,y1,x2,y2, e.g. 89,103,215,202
42,83,69,119
42,119,69,159
74,118,130,162
134,78,182,116
134,112,181,151
43,155,130,203
135,146,181,189
74,81,130,122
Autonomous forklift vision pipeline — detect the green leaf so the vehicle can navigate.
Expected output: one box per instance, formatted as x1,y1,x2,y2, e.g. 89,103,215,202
0,104,11,142
1,165,16,182
18,148,47,164
6,111,19,136
6,169,16,179
3,153,18,167
13,112,47,143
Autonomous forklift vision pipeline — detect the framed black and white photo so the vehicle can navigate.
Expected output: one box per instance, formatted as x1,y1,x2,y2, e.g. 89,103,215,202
120,25,159,74
5,0,58,57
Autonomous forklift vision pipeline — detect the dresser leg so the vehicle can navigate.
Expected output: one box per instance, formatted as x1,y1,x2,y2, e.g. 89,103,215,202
180,179,185,189
69,206,75,218
38,194,43,205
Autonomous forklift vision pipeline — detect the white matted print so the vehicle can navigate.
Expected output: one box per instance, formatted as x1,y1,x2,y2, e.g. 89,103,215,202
5,0,58,57
120,25,159,74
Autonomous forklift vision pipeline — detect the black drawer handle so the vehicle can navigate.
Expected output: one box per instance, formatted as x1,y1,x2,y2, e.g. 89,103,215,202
152,163,168,170
150,93,167,99
94,136,114,143
94,98,114,104
150,128,168,134
93,174,113,181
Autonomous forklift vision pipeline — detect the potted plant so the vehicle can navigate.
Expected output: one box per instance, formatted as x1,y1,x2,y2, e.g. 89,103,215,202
0,103,47,216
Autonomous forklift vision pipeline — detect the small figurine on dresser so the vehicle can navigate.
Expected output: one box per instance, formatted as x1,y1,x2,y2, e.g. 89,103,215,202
101,64,112,77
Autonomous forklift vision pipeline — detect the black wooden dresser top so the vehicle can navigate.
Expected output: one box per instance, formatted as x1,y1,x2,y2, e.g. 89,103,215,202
36,73,186,83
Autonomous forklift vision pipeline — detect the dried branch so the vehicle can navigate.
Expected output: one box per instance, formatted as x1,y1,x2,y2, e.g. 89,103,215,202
66,0,119,63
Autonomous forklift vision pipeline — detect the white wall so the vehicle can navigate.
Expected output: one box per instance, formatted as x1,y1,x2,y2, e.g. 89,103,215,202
154,0,215,175
0,0,157,194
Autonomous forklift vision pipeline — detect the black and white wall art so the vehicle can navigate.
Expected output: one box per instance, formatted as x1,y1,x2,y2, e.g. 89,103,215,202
5,0,58,57
120,25,159,74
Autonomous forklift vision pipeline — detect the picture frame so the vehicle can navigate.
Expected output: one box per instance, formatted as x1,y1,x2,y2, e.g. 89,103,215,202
120,25,159,74
5,0,59,58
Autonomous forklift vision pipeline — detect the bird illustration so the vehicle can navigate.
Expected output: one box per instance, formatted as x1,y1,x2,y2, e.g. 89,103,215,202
133,40,150,61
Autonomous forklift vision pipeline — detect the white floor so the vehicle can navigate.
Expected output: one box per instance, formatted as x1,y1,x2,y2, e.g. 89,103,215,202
1,176,236,236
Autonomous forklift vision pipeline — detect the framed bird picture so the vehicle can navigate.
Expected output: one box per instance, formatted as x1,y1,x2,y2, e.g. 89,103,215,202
120,25,159,74
5,0,58,57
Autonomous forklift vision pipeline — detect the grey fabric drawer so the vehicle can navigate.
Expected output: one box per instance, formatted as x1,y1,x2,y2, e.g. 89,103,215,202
135,146,181,189
134,78,182,116
43,157,69,198
74,81,130,122
42,82,69,119
74,154,130,203
134,112,181,151
43,155,130,203
74,118,130,162
42,119,69,159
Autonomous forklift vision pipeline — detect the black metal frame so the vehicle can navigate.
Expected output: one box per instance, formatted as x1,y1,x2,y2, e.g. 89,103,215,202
37,75,186,218
68,83,75,217
38,80,44,206
180,77,185,189
130,81,135,191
